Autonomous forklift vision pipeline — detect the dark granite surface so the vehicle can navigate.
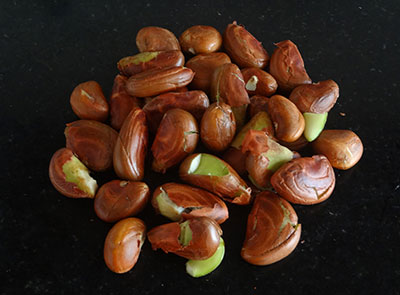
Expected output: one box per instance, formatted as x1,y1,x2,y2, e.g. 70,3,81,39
1,1,399,294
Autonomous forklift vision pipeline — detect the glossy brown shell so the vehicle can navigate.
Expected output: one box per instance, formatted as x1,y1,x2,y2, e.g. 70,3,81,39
289,80,339,113
245,153,270,188
118,50,185,77
248,95,269,118
136,26,180,52
241,67,277,97
126,66,195,97
113,108,148,181
241,191,301,265
269,40,312,92
222,147,248,176
312,129,363,170
210,63,250,107
223,21,269,69
70,81,109,122
94,180,150,223
175,86,189,92
143,90,209,133
268,95,305,143
109,75,141,130
200,102,236,152
271,155,336,205
278,135,309,151
151,109,199,173
179,25,222,54
241,129,270,155
185,52,231,93
152,183,229,224
65,120,118,172
104,218,146,273
147,217,222,260
179,153,252,205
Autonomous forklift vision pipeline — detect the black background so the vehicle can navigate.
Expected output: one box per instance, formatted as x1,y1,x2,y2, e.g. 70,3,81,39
1,1,399,294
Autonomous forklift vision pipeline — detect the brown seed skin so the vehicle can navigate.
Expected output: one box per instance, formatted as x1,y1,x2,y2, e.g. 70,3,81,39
271,155,335,205
248,95,269,118
118,51,185,77
175,86,189,92
210,63,250,107
152,109,199,173
65,120,118,172
152,183,229,224
109,75,142,130
94,180,150,223
147,217,222,260
289,80,339,114
143,90,209,133
136,26,180,52
126,66,195,97
241,129,270,156
246,153,270,188
200,102,236,152
269,40,312,92
268,95,305,143
186,52,231,93
70,81,109,122
222,147,248,175
113,108,148,181
223,21,269,69
179,25,222,55
241,68,278,97
179,153,252,205
49,148,96,199
241,130,272,188
279,135,309,151
241,191,301,265
104,218,146,274
312,130,363,170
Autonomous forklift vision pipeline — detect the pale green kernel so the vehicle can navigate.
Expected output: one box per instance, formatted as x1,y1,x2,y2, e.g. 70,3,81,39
186,238,225,278
62,155,97,197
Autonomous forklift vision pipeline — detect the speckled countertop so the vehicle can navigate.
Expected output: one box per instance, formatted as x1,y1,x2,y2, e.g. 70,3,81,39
1,1,399,294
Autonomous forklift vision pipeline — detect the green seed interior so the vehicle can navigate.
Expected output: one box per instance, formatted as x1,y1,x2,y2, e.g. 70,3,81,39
188,154,229,177
303,112,328,142
178,220,193,246
156,187,184,221
278,202,297,234
62,155,97,197
264,137,293,172
186,238,225,278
